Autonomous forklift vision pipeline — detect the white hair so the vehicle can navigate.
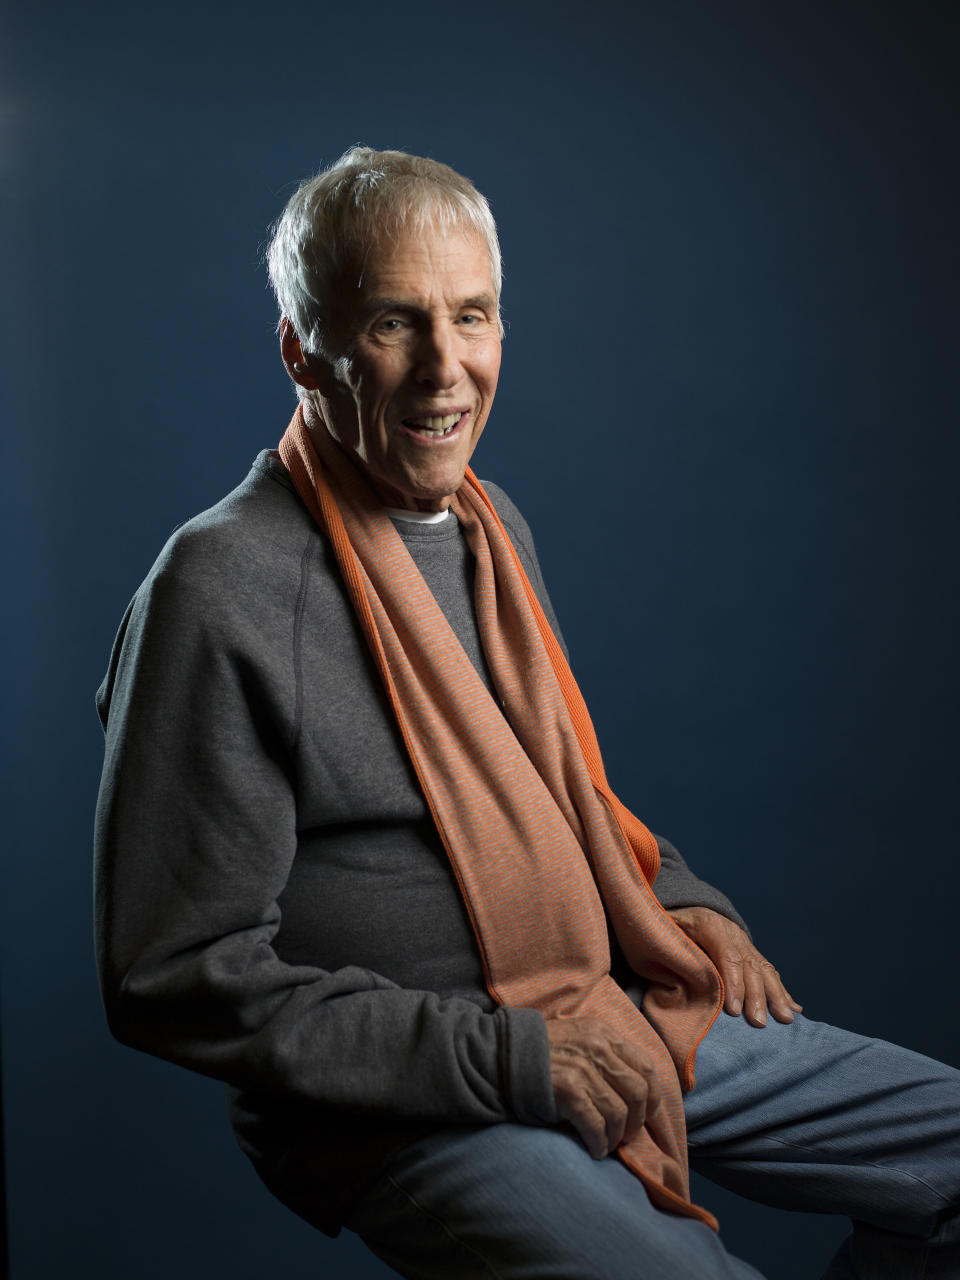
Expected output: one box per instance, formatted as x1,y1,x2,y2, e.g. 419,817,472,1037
266,146,503,376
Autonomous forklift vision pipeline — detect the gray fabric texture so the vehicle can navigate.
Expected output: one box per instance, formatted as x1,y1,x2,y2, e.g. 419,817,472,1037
94,449,746,1235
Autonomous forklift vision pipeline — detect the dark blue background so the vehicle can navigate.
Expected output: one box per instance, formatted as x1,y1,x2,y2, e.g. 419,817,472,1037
3,1,957,1276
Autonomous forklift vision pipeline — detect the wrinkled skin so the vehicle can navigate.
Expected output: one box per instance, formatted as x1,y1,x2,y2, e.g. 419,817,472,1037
546,908,800,1158
666,905,801,1028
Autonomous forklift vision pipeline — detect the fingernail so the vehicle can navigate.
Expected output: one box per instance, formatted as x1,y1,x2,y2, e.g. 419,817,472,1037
730,999,742,1016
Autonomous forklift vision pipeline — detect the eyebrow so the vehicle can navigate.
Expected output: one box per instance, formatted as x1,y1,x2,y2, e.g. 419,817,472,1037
357,293,497,319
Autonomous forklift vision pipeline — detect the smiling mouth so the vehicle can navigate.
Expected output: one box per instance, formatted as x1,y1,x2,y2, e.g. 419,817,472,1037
401,411,465,438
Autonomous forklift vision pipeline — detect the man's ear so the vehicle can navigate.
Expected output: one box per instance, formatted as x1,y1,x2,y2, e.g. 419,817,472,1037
280,318,323,392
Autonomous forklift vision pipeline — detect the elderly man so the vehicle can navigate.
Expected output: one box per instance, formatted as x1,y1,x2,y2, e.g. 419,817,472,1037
95,148,960,1279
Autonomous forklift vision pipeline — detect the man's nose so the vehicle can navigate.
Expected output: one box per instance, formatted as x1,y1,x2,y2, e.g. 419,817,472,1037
414,323,462,388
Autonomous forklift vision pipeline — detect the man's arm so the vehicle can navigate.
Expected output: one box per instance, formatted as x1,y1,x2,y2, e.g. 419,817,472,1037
94,526,556,1130
651,833,750,932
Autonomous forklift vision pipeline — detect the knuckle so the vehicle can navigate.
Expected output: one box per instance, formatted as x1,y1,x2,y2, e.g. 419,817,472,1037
606,1096,628,1127
624,1085,648,1114
552,1065,579,1092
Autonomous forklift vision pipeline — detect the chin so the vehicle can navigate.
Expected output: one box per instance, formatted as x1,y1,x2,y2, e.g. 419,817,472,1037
403,472,466,507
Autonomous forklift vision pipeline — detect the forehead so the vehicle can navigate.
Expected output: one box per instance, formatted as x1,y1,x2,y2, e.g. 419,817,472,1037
346,224,495,307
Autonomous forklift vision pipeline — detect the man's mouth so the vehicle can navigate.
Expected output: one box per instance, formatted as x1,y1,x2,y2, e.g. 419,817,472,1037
401,411,465,438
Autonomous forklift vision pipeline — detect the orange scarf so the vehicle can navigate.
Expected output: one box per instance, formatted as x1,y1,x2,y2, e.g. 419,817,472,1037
279,407,723,1228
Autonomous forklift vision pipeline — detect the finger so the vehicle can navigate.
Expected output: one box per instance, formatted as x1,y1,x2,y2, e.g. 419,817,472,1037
765,971,802,1023
560,1090,613,1160
581,1044,653,1147
603,1057,659,1144
553,1060,630,1158
716,950,746,1017
741,957,770,1026
592,1073,631,1155
639,1058,663,1118
600,1032,665,1129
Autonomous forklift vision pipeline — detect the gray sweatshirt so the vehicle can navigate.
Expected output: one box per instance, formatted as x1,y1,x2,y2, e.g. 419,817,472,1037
94,451,746,1235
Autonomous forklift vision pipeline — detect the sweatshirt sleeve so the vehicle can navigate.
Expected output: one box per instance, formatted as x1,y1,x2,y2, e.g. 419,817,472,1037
650,834,750,934
94,522,556,1130
483,481,750,935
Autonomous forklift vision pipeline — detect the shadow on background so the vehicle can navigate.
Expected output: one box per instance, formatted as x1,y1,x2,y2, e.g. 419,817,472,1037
2,1,957,1276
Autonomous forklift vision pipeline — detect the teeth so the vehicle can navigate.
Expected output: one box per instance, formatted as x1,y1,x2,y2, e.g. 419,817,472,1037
405,412,461,435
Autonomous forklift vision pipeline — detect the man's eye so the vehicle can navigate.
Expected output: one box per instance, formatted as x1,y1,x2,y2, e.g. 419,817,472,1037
458,313,483,326
376,317,404,333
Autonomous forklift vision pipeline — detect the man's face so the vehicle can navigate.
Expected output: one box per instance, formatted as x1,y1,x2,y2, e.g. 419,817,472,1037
307,223,502,511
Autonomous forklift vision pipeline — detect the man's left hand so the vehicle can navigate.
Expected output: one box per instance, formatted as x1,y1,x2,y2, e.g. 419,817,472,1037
666,906,802,1027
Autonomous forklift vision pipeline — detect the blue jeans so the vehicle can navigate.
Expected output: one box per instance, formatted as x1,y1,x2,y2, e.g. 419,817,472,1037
345,1014,960,1278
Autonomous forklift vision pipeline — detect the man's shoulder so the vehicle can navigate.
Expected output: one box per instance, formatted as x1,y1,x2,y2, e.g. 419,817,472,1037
132,451,314,625
169,448,307,555
97,454,313,724
157,450,309,574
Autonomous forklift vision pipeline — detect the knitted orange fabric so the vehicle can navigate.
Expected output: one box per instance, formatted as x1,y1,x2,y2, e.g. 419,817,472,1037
279,408,723,1228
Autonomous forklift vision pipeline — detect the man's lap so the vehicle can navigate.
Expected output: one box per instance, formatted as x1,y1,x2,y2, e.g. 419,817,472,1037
346,1013,960,1279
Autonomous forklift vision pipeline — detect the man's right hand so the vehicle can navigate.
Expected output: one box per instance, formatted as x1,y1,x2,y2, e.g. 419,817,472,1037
545,1015,662,1160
